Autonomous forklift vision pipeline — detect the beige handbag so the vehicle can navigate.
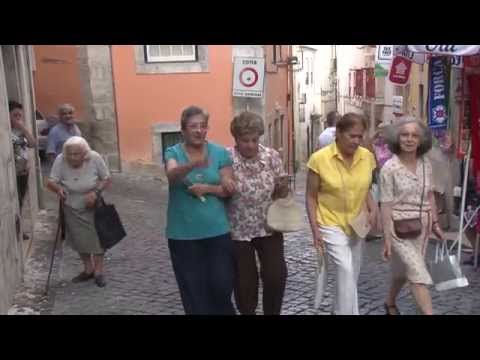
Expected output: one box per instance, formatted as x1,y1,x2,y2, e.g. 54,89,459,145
349,206,371,239
266,195,305,233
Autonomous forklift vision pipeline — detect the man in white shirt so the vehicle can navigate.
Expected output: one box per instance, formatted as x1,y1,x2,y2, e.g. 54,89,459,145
318,111,341,149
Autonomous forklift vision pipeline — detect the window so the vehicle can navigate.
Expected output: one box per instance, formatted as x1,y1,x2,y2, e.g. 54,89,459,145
161,131,183,161
274,118,279,150
280,115,284,148
419,84,424,119
299,103,305,123
145,45,197,63
365,68,375,98
355,69,364,97
349,72,352,98
305,58,310,85
268,124,273,146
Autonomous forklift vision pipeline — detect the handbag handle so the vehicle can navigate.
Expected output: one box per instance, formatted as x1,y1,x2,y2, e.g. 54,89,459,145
435,240,449,262
95,194,106,208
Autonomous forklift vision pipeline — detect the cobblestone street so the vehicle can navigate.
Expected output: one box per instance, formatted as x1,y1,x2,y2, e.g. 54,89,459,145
11,170,480,315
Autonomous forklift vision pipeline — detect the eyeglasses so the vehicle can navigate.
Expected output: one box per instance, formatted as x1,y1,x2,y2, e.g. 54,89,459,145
186,124,209,130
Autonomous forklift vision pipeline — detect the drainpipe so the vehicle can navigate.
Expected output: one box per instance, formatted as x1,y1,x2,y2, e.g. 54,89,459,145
333,45,338,112
288,46,296,187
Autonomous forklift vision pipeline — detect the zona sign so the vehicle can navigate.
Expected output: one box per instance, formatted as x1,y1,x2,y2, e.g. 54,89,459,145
239,67,259,87
233,57,265,98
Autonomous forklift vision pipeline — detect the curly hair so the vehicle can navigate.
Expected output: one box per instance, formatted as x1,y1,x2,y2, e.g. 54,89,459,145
384,117,432,157
230,111,264,138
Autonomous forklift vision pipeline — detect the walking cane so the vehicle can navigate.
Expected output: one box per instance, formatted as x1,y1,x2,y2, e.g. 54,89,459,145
44,200,65,296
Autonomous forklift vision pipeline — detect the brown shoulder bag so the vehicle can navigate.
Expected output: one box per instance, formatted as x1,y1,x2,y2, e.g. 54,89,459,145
393,160,425,239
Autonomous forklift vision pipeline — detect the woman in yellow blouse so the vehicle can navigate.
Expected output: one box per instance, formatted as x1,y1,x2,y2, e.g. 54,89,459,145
306,113,378,315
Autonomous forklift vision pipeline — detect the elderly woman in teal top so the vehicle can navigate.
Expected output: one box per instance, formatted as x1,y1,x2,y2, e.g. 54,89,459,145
164,105,235,315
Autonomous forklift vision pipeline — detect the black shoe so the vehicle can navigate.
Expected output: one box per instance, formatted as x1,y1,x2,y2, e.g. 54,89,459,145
94,274,106,288
72,272,94,283
384,303,401,315
23,233,30,240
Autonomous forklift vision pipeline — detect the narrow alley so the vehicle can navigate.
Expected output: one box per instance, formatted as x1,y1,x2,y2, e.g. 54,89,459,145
10,170,480,315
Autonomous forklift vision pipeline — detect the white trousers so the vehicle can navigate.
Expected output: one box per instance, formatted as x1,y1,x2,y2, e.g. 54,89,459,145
319,226,363,315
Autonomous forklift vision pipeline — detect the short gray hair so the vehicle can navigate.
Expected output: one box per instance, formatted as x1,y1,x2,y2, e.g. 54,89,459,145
384,117,432,157
62,136,91,158
230,111,265,138
58,103,75,114
180,105,209,130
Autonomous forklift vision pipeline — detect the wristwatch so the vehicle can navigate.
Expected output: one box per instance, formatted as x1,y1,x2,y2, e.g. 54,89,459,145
93,188,102,196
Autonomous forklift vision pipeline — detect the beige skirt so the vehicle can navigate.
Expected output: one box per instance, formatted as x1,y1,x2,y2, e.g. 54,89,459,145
390,212,433,285
64,205,104,255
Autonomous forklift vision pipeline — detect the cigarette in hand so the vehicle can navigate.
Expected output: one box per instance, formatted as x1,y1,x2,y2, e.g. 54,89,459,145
184,179,206,203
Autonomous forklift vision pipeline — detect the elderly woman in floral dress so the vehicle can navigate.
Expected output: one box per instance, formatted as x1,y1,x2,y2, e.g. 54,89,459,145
224,111,289,315
380,118,445,315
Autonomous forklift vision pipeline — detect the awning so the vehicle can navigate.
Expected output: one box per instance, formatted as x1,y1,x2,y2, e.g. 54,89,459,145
406,45,480,56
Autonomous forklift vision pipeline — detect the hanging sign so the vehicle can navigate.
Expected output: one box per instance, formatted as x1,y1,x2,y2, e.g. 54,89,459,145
408,45,480,56
389,56,412,85
451,56,463,68
374,63,388,77
376,45,394,63
375,45,392,77
465,55,480,68
428,56,450,130
394,45,426,64
392,95,404,115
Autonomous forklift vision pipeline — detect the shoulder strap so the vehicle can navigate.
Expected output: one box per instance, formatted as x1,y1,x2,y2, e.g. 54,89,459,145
419,159,426,223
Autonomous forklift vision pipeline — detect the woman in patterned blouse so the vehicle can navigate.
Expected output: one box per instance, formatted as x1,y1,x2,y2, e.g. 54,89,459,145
380,118,445,315
225,111,289,315
9,101,36,214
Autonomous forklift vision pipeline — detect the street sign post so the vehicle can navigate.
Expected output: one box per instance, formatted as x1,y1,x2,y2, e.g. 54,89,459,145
233,57,265,98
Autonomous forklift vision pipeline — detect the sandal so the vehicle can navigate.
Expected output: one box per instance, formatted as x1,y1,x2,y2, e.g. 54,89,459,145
94,274,107,288
384,303,401,315
72,272,94,283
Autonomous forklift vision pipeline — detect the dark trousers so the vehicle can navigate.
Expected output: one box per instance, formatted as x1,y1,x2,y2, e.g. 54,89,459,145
233,232,287,315
168,233,235,315
16,174,28,210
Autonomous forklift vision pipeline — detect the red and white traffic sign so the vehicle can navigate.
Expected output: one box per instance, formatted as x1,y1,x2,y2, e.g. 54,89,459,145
389,56,412,85
233,57,265,98
239,67,259,87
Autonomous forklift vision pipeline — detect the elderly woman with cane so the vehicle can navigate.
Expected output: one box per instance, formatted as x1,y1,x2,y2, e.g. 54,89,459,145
47,136,111,287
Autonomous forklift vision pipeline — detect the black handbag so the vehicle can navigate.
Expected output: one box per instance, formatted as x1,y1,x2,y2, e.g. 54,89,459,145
94,196,126,250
